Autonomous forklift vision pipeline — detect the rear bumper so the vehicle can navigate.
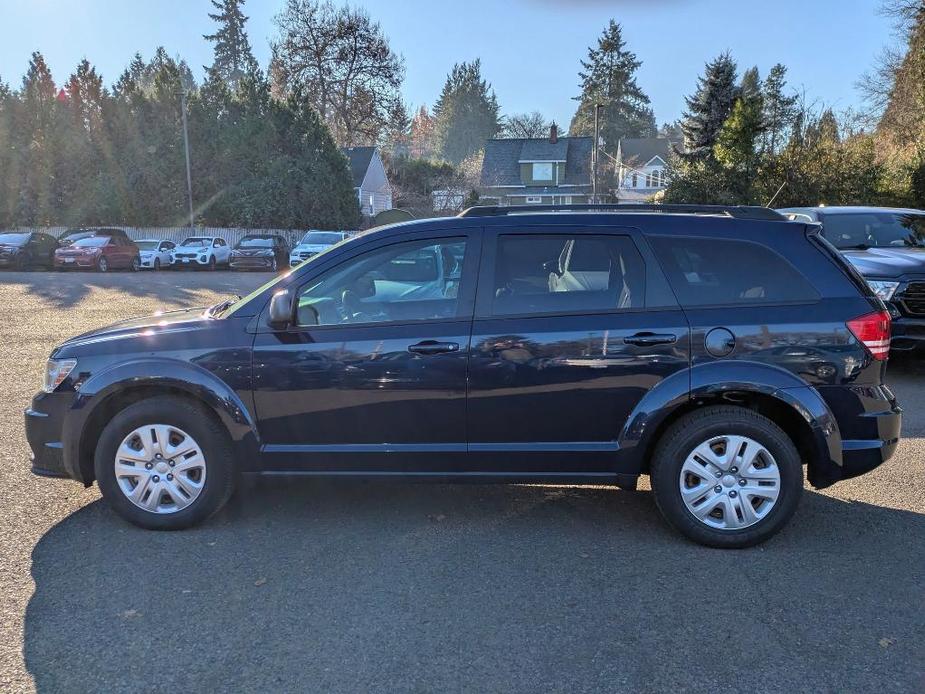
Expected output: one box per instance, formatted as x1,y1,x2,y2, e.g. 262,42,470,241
812,384,902,487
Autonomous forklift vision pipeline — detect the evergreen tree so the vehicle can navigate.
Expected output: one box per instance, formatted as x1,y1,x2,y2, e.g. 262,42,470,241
381,97,411,158
16,52,60,224
761,63,798,154
713,67,765,201
681,52,739,156
409,105,435,159
569,20,656,149
432,59,500,164
204,0,259,90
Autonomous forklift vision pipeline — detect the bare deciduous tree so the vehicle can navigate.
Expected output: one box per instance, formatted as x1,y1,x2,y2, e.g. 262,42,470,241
500,112,553,139
271,0,404,145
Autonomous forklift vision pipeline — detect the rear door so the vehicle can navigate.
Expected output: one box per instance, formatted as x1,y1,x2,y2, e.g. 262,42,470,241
466,225,691,473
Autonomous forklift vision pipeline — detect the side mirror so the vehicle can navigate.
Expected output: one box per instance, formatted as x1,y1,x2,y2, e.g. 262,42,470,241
267,289,293,329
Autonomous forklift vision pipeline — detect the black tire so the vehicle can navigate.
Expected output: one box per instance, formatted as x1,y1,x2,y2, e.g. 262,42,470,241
94,396,236,530
650,405,803,549
153,258,161,271
208,256,216,271
130,256,140,272
270,257,277,272
97,256,109,273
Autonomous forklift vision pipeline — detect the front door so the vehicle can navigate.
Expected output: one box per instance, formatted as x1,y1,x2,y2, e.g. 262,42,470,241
252,232,479,472
467,227,691,474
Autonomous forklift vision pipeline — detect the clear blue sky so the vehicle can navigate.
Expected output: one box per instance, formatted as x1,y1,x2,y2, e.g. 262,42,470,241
0,0,894,127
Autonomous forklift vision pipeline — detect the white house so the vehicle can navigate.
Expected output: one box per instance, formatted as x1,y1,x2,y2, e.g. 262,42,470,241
342,146,393,216
615,138,673,203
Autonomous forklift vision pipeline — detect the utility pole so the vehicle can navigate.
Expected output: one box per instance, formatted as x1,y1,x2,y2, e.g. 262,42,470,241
592,103,603,203
180,89,195,230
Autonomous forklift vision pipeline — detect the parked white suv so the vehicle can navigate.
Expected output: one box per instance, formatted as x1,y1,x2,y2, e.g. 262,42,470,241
172,236,231,269
289,230,348,268
135,239,176,270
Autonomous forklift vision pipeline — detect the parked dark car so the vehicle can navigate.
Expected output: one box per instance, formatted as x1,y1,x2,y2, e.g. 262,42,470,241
0,231,58,270
26,204,901,548
779,206,925,352
57,227,131,247
229,234,289,272
53,235,140,272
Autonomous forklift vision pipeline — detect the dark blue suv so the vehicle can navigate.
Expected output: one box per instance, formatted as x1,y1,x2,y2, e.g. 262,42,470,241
25,205,902,548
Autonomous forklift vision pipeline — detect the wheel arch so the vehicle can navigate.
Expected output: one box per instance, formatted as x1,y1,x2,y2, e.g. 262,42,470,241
618,361,843,487
63,359,260,484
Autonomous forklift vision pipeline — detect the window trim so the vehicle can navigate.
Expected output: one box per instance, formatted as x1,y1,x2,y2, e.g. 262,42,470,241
281,232,481,332
474,229,647,320
645,232,821,308
525,196,543,204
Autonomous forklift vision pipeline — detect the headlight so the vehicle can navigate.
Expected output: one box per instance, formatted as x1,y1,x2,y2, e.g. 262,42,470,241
43,358,77,393
867,280,899,301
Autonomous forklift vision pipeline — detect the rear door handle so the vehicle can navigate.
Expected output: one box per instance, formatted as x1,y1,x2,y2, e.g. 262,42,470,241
408,340,460,355
624,332,678,346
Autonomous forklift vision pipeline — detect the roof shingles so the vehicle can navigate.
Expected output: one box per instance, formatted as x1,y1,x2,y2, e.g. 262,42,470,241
480,136,592,188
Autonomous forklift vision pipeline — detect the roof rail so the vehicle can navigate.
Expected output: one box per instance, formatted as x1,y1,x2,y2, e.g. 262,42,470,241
457,203,787,221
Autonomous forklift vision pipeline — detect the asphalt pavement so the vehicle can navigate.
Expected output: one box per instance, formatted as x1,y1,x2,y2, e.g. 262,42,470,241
0,270,922,693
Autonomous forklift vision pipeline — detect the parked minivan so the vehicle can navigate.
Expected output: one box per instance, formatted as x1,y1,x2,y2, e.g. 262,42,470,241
26,205,901,547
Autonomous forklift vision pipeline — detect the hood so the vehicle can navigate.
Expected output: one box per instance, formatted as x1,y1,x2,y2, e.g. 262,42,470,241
177,244,209,251
293,244,330,253
842,247,925,278
56,307,211,352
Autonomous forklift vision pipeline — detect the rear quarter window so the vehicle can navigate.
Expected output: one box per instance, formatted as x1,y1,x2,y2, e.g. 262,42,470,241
648,235,819,307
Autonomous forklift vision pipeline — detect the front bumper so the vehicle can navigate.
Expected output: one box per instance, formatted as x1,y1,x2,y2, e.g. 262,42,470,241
0,255,20,266
230,256,275,270
25,391,78,481
139,256,170,269
173,256,211,267
54,256,97,269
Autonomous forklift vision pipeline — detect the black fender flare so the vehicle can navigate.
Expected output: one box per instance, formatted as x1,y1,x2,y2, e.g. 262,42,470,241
61,357,261,482
617,360,843,481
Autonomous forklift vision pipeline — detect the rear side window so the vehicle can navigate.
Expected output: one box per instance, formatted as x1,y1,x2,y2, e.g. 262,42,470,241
648,236,818,307
490,234,645,316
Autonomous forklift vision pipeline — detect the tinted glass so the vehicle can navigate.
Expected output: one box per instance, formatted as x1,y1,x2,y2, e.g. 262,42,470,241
181,237,211,246
135,241,158,250
295,238,467,326
490,234,645,316
237,237,275,248
649,236,818,306
821,212,925,249
0,233,30,244
301,231,344,245
73,236,109,247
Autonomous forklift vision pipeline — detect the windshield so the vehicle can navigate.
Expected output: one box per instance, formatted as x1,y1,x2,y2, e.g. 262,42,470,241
300,231,343,245
181,237,212,246
822,212,925,249
73,236,109,247
0,233,30,245
135,241,159,250
237,237,274,248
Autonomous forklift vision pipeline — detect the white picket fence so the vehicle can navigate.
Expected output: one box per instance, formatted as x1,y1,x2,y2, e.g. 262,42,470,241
10,226,312,247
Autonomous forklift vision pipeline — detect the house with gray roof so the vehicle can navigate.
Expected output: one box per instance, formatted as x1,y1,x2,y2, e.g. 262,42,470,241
615,137,674,202
341,146,393,216
478,125,593,206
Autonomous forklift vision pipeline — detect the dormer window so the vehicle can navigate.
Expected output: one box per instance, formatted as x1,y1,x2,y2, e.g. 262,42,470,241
532,162,553,181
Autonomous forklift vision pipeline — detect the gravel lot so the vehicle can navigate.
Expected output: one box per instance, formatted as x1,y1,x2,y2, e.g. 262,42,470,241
0,270,923,693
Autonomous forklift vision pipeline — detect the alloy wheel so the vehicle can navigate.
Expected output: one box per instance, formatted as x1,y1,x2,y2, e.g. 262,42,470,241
678,434,781,530
113,424,207,514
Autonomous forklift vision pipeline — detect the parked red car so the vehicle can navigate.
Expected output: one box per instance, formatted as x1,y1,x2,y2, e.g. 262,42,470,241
54,235,140,272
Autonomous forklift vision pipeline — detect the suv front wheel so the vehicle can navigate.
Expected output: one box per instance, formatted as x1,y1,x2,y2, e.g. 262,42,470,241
94,396,236,530
650,406,803,548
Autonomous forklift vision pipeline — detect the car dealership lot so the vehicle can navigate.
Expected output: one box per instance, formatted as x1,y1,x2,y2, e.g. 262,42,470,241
0,271,922,693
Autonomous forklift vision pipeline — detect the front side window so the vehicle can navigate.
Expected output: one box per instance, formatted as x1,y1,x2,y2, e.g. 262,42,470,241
532,162,553,181
649,236,819,306
294,238,468,326
490,234,645,317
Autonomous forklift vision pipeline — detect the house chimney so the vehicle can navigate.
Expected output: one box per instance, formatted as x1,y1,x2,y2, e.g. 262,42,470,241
549,123,558,144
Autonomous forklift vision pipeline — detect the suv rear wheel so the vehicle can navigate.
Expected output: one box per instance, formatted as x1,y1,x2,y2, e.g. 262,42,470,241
94,396,235,530
650,406,803,548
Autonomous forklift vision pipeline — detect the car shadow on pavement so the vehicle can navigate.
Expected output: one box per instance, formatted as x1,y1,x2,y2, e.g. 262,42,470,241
22,481,925,692
0,270,271,309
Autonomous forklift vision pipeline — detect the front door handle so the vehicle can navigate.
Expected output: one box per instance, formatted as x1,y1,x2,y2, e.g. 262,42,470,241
624,332,678,346
408,340,460,355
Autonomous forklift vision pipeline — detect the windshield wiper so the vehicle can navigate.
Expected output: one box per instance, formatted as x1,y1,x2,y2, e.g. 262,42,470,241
839,244,871,250
208,296,241,317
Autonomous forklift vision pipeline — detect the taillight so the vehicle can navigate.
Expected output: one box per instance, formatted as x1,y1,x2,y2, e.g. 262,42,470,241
846,310,891,360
